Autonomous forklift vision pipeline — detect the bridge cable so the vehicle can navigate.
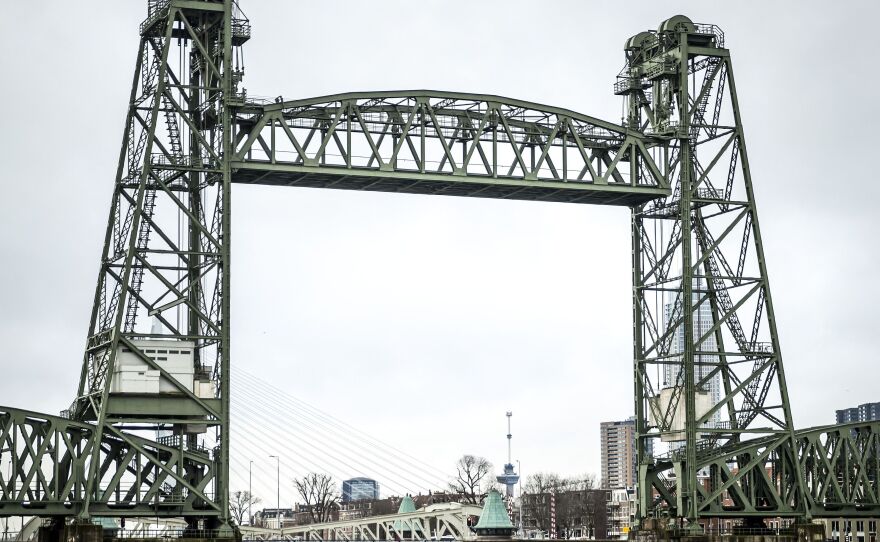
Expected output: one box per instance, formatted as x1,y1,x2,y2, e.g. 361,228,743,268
237,369,451,483
230,390,419,497
232,378,435,494
234,372,450,489
232,382,427,496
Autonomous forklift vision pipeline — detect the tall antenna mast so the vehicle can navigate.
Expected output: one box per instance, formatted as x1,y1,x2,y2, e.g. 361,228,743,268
497,411,519,499
506,411,513,464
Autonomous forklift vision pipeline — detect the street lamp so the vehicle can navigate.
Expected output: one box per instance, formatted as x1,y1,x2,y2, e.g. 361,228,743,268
248,460,254,526
516,459,523,538
269,455,280,529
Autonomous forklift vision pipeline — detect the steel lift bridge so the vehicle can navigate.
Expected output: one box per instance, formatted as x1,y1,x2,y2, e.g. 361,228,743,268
0,0,878,537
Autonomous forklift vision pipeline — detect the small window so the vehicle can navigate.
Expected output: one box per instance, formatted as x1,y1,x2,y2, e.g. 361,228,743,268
157,350,168,354
157,356,168,361
169,350,179,354
122,348,132,352
145,349,156,353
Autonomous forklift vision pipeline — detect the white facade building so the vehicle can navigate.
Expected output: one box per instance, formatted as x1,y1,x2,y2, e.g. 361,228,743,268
662,277,722,430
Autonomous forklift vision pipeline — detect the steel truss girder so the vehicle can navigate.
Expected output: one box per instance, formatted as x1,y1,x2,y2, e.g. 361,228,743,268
0,407,219,517
643,421,880,518
276,504,483,542
229,91,670,206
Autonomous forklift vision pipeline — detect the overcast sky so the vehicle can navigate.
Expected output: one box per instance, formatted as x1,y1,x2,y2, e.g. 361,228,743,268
1,1,879,507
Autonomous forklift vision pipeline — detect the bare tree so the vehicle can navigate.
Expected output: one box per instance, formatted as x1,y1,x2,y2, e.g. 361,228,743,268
523,470,562,533
483,475,502,495
448,455,492,504
229,490,261,526
557,485,604,538
523,472,564,494
522,472,601,536
564,473,597,491
579,488,605,538
293,473,339,523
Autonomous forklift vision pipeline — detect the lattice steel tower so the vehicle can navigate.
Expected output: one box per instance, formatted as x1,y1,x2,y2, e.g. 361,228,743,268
621,17,801,523
69,0,249,530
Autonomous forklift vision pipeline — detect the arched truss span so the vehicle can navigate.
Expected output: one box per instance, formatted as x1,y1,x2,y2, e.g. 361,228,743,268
0,407,218,518
227,91,670,206
648,421,880,518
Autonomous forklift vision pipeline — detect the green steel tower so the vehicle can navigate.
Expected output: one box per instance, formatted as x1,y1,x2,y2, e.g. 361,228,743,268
622,16,804,524
69,0,248,530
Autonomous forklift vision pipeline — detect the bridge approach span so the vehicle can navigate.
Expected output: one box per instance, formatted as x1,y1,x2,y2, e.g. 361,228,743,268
276,503,483,542
1,403,875,521
648,420,880,518
92,506,482,542
0,407,218,518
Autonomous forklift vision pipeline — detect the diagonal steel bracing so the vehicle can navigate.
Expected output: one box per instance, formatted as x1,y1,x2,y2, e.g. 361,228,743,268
0,407,218,517
229,91,669,206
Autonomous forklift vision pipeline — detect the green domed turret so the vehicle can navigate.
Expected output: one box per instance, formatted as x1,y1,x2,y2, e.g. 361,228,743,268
475,489,515,538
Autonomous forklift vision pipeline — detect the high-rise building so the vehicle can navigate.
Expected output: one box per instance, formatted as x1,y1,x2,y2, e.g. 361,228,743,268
836,402,880,424
341,478,380,503
662,277,722,427
601,419,635,489
600,417,651,489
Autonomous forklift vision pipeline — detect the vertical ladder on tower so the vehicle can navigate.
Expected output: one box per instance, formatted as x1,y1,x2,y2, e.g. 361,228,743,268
689,57,719,145
163,92,184,161
123,88,184,333
123,188,157,333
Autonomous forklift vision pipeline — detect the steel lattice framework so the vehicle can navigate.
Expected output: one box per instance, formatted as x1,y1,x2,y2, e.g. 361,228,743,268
0,1,877,532
229,91,669,206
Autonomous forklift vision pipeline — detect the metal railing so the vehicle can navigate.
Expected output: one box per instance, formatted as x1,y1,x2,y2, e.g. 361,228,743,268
644,59,677,80
140,0,170,35
156,435,212,456
666,527,795,536
114,529,226,539
694,23,726,48
150,153,218,171
614,77,645,95
747,341,774,354
647,119,687,138
693,186,724,200
232,19,252,42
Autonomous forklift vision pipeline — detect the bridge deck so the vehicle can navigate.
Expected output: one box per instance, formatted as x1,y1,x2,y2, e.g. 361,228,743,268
230,163,667,206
